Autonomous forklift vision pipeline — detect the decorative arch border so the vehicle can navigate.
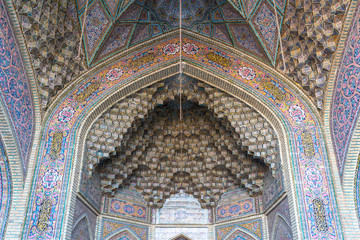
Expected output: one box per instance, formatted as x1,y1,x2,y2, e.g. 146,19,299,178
222,226,260,240
0,0,42,238
322,0,360,237
23,31,342,239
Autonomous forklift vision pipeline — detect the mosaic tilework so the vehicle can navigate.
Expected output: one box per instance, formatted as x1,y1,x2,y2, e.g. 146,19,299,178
228,23,265,59
216,199,256,221
250,1,280,62
154,0,212,28
71,217,91,240
108,230,138,240
24,36,341,239
97,24,133,60
0,0,35,176
242,0,258,17
266,197,292,240
0,137,11,239
331,4,360,177
79,162,102,211
101,218,148,240
226,230,256,240
71,197,97,240
83,1,111,60
216,218,262,239
74,0,282,66
262,168,284,210
104,198,147,221
355,155,360,228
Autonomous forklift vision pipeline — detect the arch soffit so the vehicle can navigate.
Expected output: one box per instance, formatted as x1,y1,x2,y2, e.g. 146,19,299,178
25,31,340,239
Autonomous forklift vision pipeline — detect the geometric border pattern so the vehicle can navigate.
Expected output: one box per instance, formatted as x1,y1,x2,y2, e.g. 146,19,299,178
215,218,263,239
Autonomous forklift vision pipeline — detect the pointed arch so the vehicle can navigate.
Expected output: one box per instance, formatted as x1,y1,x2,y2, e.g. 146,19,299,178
23,32,342,239
71,214,93,240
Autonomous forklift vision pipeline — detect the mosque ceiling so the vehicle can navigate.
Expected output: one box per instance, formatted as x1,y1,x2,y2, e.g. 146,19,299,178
13,0,350,111
74,0,287,66
86,76,278,208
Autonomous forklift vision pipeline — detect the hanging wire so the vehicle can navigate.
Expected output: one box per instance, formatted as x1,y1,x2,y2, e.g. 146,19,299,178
272,0,287,72
179,0,183,121
179,0,184,176
76,0,91,61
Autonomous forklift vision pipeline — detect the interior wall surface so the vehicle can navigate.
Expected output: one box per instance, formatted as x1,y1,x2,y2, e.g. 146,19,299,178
22,31,343,239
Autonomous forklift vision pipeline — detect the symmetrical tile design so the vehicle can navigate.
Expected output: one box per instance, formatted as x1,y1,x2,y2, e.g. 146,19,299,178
251,1,280,61
86,76,278,208
23,36,342,239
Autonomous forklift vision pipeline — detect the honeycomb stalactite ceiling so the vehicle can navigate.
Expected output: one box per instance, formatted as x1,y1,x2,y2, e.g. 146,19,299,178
86,76,279,208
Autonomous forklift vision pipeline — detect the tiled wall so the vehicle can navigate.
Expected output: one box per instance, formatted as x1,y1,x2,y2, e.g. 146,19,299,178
0,0,35,177
266,197,292,240
71,197,98,240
